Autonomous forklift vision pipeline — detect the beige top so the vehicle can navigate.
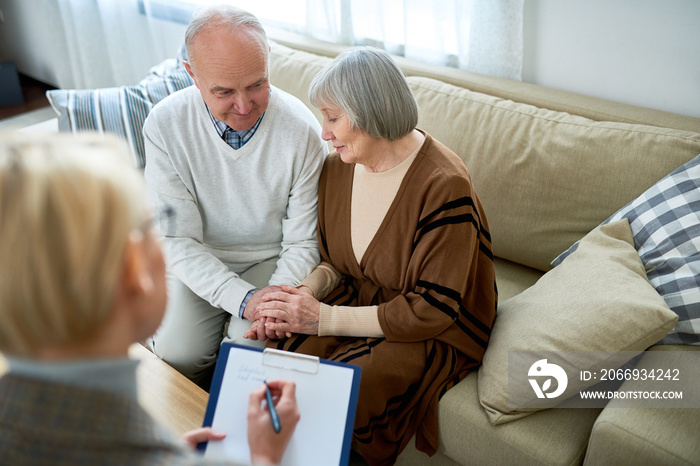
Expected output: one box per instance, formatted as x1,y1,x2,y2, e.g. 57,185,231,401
302,147,421,337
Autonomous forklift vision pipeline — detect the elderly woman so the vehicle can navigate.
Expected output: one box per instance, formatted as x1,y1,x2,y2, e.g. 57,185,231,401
246,47,497,465
0,133,299,466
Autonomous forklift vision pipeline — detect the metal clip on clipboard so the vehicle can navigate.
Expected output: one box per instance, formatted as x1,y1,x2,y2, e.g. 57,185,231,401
262,348,320,375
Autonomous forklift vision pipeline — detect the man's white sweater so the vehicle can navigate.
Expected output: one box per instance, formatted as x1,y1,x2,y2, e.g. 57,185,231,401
143,85,327,316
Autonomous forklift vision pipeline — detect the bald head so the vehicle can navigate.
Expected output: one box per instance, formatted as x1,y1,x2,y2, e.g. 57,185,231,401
182,5,272,131
184,4,268,73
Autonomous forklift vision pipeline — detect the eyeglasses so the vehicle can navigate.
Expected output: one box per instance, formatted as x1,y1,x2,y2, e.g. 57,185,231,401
137,205,175,237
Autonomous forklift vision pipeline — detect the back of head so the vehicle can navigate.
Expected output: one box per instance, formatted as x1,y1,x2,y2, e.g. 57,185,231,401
309,46,418,141
184,4,267,66
0,132,147,357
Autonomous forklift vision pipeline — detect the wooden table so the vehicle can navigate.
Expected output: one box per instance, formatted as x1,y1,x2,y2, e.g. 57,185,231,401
130,343,209,436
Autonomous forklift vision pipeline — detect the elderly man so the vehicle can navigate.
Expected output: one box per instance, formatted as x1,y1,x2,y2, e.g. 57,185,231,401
143,5,327,385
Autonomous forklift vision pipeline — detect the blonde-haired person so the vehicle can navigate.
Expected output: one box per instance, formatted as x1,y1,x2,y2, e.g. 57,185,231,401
0,132,299,466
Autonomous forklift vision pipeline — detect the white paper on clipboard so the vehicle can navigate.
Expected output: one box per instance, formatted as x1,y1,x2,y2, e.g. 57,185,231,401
201,343,361,466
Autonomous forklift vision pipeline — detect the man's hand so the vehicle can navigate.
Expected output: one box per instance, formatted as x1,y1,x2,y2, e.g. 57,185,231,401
242,286,282,321
248,380,300,465
242,286,287,340
257,285,321,336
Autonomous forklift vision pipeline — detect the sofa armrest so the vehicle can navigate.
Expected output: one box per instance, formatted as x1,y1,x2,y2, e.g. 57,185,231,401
584,346,700,466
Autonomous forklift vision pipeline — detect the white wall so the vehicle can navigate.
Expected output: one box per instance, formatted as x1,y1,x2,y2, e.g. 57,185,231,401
522,0,700,118
1,0,698,118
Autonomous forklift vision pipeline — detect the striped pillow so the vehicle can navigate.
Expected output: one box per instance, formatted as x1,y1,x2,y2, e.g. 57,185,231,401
551,153,700,346
46,58,193,167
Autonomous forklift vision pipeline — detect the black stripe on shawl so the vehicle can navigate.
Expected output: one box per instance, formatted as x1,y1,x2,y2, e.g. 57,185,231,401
335,338,383,364
419,291,488,350
276,334,309,353
354,343,439,440
439,348,458,399
414,214,494,262
448,345,457,380
326,278,352,305
415,214,478,248
319,228,329,258
418,197,474,230
419,291,458,319
339,286,359,306
417,196,491,242
417,280,492,336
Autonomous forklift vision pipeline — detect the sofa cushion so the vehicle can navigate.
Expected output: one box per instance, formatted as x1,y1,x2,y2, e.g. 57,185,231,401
478,220,678,425
493,257,542,302
46,58,193,167
268,41,332,125
583,346,700,466
397,371,602,466
407,76,700,272
553,154,700,346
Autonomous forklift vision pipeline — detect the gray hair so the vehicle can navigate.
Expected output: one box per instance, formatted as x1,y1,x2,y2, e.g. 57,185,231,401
184,4,267,64
309,47,418,141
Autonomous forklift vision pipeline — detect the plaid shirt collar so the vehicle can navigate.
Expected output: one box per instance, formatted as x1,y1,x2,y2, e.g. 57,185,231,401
206,105,265,150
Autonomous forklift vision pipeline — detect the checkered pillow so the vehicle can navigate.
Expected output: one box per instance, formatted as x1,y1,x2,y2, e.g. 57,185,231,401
551,153,700,345
46,58,193,167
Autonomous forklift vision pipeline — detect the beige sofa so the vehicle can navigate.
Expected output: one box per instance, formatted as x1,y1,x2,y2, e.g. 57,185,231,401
265,40,700,466
42,38,700,465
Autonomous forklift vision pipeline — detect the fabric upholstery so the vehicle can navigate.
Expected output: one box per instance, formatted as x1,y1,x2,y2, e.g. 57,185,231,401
553,154,700,345
396,371,601,466
583,346,700,466
46,58,193,167
478,220,678,425
492,257,542,302
407,76,700,272
268,41,332,124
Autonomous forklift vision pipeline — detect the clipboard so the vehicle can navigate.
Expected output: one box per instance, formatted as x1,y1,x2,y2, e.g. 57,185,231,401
199,342,361,465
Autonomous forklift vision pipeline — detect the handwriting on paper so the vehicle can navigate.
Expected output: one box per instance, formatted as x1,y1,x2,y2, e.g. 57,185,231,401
236,363,267,383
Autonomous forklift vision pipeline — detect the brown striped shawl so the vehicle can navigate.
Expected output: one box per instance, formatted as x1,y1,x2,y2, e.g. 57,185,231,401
270,133,497,465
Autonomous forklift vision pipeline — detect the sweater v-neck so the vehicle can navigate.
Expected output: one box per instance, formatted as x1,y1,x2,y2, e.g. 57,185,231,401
346,132,431,272
195,87,280,162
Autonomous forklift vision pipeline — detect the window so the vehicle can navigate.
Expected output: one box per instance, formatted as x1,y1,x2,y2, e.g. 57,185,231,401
141,0,523,80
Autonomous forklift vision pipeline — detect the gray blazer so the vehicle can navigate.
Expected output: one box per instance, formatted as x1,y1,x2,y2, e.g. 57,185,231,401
0,373,237,465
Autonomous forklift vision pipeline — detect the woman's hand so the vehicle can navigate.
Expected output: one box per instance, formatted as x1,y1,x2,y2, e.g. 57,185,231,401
243,316,289,341
181,427,227,449
257,285,321,335
248,380,300,465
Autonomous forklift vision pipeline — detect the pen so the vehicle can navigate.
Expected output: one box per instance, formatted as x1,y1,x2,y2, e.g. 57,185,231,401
264,380,282,433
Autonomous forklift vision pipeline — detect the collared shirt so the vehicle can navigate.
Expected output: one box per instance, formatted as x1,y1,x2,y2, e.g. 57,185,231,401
207,106,265,150
7,357,139,400
239,288,259,319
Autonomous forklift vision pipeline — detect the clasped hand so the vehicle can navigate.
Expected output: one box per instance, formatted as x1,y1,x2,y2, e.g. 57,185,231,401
243,285,320,340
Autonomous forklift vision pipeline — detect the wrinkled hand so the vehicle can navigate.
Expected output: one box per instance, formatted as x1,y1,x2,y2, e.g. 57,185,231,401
257,285,321,336
182,427,227,449
248,380,300,465
244,316,290,341
242,286,287,340
242,286,282,321
245,286,314,340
